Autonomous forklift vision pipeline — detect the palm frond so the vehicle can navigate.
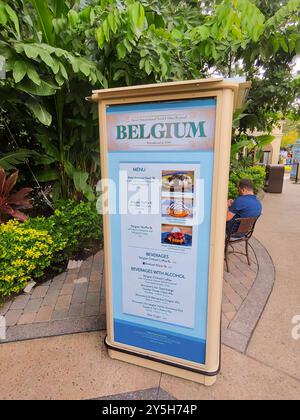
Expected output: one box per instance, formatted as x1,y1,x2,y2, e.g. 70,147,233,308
0,149,36,170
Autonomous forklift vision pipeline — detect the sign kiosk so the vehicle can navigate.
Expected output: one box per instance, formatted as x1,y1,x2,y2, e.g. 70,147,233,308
291,140,300,183
90,78,249,386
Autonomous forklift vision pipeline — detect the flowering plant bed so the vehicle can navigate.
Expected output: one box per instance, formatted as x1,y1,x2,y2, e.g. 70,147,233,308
0,200,102,299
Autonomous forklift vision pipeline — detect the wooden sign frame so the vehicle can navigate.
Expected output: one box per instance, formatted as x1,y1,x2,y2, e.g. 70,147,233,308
90,79,245,386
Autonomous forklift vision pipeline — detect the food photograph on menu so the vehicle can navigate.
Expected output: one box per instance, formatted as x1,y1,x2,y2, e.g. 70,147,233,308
161,197,194,219
161,224,193,247
162,170,195,194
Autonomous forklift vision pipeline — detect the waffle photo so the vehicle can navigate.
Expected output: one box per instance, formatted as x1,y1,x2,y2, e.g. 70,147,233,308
161,224,193,247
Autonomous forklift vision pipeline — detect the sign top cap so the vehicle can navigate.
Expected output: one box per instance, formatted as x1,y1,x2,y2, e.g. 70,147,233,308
89,77,251,109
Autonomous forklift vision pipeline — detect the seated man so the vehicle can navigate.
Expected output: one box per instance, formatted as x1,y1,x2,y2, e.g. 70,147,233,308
226,179,262,236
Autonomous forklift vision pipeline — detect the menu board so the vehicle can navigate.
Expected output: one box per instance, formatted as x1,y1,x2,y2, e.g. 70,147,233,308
106,98,217,364
121,162,201,329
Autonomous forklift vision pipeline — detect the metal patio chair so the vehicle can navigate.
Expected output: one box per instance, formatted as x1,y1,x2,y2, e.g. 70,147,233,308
224,217,259,273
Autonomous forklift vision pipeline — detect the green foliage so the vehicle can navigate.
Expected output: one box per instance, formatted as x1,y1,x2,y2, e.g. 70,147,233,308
0,149,37,170
0,0,107,200
0,1,20,35
0,200,102,298
231,132,275,166
189,0,300,132
228,165,266,199
190,0,266,64
0,0,299,202
24,200,102,265
0,221,55,296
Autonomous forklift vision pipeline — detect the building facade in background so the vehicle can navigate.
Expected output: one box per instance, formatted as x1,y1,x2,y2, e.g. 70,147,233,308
254,124,283,165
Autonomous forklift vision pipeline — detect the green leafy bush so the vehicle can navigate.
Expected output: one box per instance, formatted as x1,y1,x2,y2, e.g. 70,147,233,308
228,166,266,199
25,200,102,266
0,201,102,297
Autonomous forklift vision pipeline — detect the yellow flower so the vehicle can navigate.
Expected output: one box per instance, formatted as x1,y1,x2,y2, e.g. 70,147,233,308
3,275,15,282
25,249,35,258
15,246,24,252
12,259,26,267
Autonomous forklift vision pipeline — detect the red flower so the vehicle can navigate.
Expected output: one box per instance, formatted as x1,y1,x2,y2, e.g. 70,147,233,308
0,168,32,222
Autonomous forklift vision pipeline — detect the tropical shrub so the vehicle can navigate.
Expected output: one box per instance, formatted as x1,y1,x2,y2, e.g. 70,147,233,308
0,0,107,201
0,0,186,201
228,165,266,199
0,168,32,222
1,0,299,203
231,133,276,166
25,200,102,265
0,200,102,297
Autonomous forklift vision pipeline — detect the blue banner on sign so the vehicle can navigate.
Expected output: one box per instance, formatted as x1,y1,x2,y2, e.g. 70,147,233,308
114,319,206,364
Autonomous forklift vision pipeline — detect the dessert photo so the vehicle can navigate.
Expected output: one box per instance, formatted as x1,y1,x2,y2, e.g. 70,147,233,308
161,224,193,247
162,171,194,193
161,198,193,219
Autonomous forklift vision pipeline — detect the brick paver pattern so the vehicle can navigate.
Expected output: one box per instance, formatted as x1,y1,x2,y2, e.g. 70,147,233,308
0,252,105,327
1,244,257,334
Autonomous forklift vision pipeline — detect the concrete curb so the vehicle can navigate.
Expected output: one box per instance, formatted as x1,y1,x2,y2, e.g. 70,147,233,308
1,315,106,344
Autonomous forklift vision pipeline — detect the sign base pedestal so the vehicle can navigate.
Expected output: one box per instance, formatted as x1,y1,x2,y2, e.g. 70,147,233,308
105,337,218,387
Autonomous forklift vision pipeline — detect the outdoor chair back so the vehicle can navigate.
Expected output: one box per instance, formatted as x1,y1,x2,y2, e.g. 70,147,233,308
228,217,258,239
225,217,259,273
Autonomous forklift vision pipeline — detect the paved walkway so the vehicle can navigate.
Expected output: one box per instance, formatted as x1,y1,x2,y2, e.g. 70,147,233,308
247,180,300,382
0,179,299,399
0,253,106,341
0,237,267,352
